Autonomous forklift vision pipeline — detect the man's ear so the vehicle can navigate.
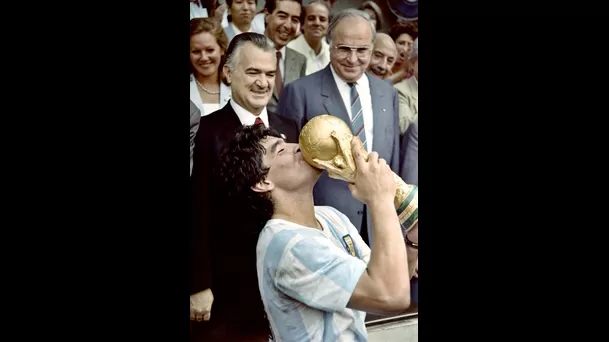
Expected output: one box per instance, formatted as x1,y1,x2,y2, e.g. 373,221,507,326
223,65,231,85
251,179,274,193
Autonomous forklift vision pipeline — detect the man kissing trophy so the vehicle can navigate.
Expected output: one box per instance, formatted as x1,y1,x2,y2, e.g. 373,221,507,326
299,115,418,233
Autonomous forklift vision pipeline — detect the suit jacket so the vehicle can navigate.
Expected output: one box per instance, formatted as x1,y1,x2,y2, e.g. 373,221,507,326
189,101,299,330
189,75,232,116
394,76,418,136
190,100,201,176
277,65,400,244
399,119,418,186
267,47,307,113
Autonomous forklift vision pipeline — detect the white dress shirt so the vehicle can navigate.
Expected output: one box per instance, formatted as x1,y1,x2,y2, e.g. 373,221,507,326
287,34,330,75
189,75,232,116
231,100,270,127
222,10,266,33
330,65,374,151
250,12,266,33
190,3,208,20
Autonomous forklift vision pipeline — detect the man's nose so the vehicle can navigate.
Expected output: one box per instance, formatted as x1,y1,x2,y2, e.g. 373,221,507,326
379,58,388,70
347,50,358,63
286,20,298,31
254,75,271,88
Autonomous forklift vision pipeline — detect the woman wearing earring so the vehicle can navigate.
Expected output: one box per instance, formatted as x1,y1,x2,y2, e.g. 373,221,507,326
190,18,232,116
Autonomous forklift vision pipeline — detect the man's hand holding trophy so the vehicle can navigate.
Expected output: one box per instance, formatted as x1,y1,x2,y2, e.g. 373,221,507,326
299,115,418,233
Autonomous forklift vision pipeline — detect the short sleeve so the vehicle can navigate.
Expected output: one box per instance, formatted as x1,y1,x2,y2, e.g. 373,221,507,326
275,235,367,313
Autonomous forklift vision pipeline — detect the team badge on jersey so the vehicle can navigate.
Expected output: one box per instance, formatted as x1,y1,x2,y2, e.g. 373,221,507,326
342,234,356,257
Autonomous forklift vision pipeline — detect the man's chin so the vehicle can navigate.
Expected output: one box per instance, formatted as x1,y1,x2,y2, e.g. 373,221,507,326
249,92,271,102
370,69,386,78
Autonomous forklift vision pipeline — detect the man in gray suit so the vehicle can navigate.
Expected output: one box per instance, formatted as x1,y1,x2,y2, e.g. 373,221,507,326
400,119,418,185
263,0,307,113
190,99,201,176
277,8,400,244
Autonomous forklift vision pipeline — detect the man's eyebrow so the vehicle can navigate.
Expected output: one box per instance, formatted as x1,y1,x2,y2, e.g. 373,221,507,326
270,140,282,155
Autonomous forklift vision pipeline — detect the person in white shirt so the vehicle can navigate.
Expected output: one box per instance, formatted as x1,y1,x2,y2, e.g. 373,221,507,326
190,0,208,19
286,0,330,75
223,0,264,42
190,0,227,21
190,18,232,116
217,124,418,341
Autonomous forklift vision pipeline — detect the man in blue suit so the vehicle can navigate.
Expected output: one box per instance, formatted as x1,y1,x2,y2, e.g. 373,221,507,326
277,8,400,245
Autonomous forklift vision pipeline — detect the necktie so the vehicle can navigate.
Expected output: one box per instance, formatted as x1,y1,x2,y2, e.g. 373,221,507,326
348,82,367,151
275,51,283,96
254,117,264,127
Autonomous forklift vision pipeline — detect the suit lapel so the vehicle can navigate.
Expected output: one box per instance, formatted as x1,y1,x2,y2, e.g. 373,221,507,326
268,113,288,140
269,112,298,143
284,48,300,84
190,77,204,111
217,102,243,150
320,66,353,130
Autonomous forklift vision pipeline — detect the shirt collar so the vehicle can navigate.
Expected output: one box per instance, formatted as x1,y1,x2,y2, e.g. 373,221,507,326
230,99,269,127
267,36,287,59
330,64,368,88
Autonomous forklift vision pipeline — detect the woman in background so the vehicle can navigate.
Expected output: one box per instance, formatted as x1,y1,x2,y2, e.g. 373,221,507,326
190,18,232,116
388,21,418,84
359,1,384,32
394,37,418,136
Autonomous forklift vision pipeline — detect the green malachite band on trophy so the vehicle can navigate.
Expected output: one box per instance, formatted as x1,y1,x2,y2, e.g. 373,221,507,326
396,185,418,231
401,208,418,232
396,185,418,214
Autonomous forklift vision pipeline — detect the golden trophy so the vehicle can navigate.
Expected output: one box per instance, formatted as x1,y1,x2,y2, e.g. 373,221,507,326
299,115,418,232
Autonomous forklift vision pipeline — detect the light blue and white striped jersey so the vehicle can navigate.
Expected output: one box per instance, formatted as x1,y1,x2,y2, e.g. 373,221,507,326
256,206,372,341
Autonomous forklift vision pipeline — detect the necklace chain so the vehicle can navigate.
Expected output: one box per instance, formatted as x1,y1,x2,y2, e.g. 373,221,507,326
195,78,220,95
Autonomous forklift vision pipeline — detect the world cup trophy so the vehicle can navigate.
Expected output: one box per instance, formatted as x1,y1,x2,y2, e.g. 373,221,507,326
299,115,418,232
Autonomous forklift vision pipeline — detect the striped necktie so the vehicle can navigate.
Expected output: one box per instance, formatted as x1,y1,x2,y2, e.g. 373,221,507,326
348,82,367,151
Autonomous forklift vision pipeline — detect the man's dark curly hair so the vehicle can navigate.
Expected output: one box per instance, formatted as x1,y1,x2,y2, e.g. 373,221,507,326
218,124,283,228
388,21,418,42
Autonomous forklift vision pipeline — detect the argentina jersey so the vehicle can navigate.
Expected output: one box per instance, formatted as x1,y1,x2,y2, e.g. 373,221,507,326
256,206,372,341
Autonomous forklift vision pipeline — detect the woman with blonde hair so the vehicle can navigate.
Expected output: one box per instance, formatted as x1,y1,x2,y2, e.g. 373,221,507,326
190,17,232,116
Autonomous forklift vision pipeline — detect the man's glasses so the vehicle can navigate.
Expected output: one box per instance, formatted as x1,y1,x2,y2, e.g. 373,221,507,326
332,45,372,58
